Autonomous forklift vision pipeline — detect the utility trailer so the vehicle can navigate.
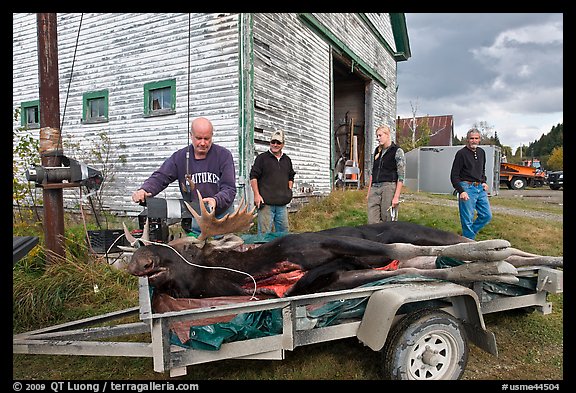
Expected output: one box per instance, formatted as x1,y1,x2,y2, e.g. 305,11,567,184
13,266,562,380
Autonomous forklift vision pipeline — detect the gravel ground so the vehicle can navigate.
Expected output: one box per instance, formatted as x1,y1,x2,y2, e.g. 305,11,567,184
403,188,563,223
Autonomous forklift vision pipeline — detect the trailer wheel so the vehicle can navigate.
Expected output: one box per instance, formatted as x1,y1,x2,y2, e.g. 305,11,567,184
380,309,468,380
510,177,527,190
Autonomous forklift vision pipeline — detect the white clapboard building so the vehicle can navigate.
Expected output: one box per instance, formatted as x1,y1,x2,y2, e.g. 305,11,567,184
13,13,411,216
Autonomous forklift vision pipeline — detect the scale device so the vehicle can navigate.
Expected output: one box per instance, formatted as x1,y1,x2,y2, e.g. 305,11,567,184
137,198,201,242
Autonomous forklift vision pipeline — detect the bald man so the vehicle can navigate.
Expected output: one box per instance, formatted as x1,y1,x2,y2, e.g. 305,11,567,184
132,117,237,236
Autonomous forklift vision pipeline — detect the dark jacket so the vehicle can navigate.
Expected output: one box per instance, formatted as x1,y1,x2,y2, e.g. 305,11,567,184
450,146,487,194
250,150,296,206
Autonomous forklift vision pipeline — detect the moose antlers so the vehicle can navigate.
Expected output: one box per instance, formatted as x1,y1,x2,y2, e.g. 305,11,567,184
119,191,256,250
185,190,256,241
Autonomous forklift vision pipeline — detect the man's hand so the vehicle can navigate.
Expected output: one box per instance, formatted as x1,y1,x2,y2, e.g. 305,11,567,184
132,189,151,203
203,197,217,212
459,191,470,201
392,196,402,207
254,195,264,208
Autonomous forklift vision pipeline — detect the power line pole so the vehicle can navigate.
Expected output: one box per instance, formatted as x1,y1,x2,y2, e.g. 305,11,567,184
37,13,66,263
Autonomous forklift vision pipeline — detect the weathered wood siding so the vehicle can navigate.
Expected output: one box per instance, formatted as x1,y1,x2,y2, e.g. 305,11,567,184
250,13,399,196
13,13,402,215
365,13,397,53
13,13,242,215
310,13,398,177
252,14,332,195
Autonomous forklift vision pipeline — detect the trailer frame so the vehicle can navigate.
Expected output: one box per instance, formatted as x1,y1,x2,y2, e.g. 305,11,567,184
13,266,562,379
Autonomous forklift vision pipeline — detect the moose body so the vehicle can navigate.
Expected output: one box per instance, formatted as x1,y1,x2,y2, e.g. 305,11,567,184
127,222,448,298
124,193,562,299
125,221,559,299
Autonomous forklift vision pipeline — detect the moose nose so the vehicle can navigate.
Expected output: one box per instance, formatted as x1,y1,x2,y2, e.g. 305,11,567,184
127,255,154,275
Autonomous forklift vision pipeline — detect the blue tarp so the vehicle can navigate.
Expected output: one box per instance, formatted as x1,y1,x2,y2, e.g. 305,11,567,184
165,253,535,350
168,275,438,350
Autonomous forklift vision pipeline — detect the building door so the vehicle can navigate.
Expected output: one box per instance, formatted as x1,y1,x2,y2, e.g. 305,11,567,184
332,55,368,188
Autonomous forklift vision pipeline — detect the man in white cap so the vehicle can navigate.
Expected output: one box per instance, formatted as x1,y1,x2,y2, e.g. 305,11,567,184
249,129,296,235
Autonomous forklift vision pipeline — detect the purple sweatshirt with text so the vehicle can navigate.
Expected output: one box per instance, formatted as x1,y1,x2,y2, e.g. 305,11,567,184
139,144,236,216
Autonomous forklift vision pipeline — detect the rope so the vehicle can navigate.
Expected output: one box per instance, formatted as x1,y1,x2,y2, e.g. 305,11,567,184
141,239,258,300
185,14,192,187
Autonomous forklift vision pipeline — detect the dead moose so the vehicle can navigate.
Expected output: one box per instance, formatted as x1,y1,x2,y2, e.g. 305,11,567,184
122,191,563,299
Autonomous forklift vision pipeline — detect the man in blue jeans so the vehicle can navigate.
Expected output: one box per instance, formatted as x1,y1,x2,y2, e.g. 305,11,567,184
450,128,492,240
249,130,296,235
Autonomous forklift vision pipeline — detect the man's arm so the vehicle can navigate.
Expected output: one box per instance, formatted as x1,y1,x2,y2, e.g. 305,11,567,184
250,178,264,207
392,149,405,206
249,155,264,207
212,149,237,211
481,149,488,183
133,152,180,203
450,151,465,194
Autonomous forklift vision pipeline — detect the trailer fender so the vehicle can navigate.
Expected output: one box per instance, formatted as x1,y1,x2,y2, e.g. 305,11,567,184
356,281,497,355
537,267,563,294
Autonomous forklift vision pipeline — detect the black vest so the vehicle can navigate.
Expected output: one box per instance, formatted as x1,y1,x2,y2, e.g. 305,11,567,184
371,143,399,183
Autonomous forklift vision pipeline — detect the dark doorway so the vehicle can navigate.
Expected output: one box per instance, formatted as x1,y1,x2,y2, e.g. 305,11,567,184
332,55,368,189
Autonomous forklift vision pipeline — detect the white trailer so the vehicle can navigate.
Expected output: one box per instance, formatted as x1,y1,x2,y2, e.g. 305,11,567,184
13,264,562,380
404,145,502,196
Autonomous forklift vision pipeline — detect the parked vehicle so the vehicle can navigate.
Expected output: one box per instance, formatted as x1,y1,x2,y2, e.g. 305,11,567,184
546,170,563,190
500,162,546,190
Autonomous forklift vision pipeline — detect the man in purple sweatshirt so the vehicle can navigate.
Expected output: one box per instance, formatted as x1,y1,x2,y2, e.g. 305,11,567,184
132,117,237,236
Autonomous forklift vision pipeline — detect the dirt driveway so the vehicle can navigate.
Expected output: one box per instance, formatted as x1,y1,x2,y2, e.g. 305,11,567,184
405,188,563,222
496,188,563,204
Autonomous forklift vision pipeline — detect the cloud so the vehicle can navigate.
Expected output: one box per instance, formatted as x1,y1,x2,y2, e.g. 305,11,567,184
397,13,563,150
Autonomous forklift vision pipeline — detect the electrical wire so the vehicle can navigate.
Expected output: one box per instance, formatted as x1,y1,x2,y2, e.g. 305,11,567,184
185,13,192,190
139,239,258,300
57,13,84,149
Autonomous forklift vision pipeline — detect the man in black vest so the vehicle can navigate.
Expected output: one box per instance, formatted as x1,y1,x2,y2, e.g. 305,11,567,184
366,125,405,222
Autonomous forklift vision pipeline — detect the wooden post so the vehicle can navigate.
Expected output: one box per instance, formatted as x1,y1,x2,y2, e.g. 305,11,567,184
349,118,354,161
37,13,66,263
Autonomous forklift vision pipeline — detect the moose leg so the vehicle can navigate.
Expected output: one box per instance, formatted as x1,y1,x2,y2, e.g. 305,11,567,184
289,260,519,295
321,236,514,263
374,241,562,268
504,254,563,268
396,256,438,269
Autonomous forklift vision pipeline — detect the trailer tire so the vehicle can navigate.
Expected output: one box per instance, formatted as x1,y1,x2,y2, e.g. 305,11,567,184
380,309,468,380
511,177,527,190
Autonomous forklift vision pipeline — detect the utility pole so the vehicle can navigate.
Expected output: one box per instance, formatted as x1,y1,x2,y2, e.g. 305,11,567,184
37,13,66,263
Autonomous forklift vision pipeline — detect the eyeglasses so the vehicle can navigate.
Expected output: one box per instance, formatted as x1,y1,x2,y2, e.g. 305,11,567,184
270,140,283,145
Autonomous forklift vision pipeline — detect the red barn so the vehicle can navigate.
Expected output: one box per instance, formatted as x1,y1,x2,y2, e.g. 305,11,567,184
397,115,454,146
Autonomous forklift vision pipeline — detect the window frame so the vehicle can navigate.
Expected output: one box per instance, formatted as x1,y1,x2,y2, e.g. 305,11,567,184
20,100,40,129
143,79,176,117
82,89,109,124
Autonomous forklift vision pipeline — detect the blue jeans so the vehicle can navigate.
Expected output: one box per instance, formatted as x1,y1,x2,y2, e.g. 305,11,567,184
458,182,492,240
257,204,289,234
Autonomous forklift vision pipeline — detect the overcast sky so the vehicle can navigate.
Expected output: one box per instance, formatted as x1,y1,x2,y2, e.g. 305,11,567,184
396,13,563,151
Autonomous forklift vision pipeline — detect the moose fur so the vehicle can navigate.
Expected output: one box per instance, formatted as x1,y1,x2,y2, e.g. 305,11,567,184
125,221,562,299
